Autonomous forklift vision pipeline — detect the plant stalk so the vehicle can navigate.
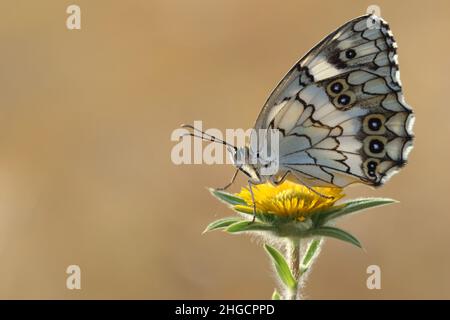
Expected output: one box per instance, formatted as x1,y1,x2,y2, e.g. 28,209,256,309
288,238,301,300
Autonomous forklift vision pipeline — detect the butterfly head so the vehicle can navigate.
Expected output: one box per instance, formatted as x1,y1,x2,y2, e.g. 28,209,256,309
228,145,263,183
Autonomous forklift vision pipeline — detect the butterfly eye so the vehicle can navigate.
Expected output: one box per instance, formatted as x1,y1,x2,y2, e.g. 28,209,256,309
332,90,355,109
368,118,382,131
345,49,356,59
363,136,387,158
363,159,380,179
369,139,384,153
363,114,386,134
337,94,351,105
331,82,343,93
326,79,348,97
367,160,377,170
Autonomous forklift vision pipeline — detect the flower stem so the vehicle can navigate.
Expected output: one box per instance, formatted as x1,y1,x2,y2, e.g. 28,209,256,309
288,238,301,300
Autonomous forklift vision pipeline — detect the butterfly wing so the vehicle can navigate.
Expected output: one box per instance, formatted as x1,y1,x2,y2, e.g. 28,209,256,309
255,14,414,187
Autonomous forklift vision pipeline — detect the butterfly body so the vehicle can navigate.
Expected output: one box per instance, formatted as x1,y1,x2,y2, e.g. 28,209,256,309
183,14,414,196
227,14,414,189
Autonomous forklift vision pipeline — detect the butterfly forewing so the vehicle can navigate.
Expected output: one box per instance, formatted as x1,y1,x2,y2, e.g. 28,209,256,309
255,14,414,187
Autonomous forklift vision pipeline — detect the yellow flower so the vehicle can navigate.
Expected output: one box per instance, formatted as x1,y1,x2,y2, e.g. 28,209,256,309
235,181,344,221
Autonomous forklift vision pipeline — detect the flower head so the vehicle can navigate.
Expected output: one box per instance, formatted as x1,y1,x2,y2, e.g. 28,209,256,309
234,181,344,221
205,178,397,301
206,181,394,247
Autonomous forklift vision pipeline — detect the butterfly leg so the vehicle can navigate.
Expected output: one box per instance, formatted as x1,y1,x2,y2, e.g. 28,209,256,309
270,170,291,186
248,180,257,223
292,173,335,199
216,168,239,191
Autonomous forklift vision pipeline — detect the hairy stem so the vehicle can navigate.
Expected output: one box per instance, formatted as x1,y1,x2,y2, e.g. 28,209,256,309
288,238,301,300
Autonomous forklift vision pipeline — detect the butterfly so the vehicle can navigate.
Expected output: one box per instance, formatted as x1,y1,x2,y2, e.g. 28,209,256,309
182,14,414,205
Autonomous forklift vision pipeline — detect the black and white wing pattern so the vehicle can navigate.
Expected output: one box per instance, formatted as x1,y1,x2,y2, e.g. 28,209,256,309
255,14,414,187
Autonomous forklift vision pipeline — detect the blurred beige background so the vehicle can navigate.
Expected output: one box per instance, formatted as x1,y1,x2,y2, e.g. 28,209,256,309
0,0,447,299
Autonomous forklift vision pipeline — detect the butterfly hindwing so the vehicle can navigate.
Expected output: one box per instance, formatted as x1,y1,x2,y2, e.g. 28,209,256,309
255,14,414,187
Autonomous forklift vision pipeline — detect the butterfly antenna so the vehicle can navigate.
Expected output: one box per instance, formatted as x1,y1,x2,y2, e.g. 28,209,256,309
180,124,237,150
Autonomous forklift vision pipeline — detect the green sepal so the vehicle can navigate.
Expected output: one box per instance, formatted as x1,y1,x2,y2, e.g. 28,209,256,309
225,221,273,233
264,244,297,290
209,188,247,206
203,217,244,234
305,226,362,249
312,198,397,226
271,289,281,300
300,238,322,274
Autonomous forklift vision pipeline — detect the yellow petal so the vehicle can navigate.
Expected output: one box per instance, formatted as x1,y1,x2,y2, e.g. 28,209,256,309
234,181,344,220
